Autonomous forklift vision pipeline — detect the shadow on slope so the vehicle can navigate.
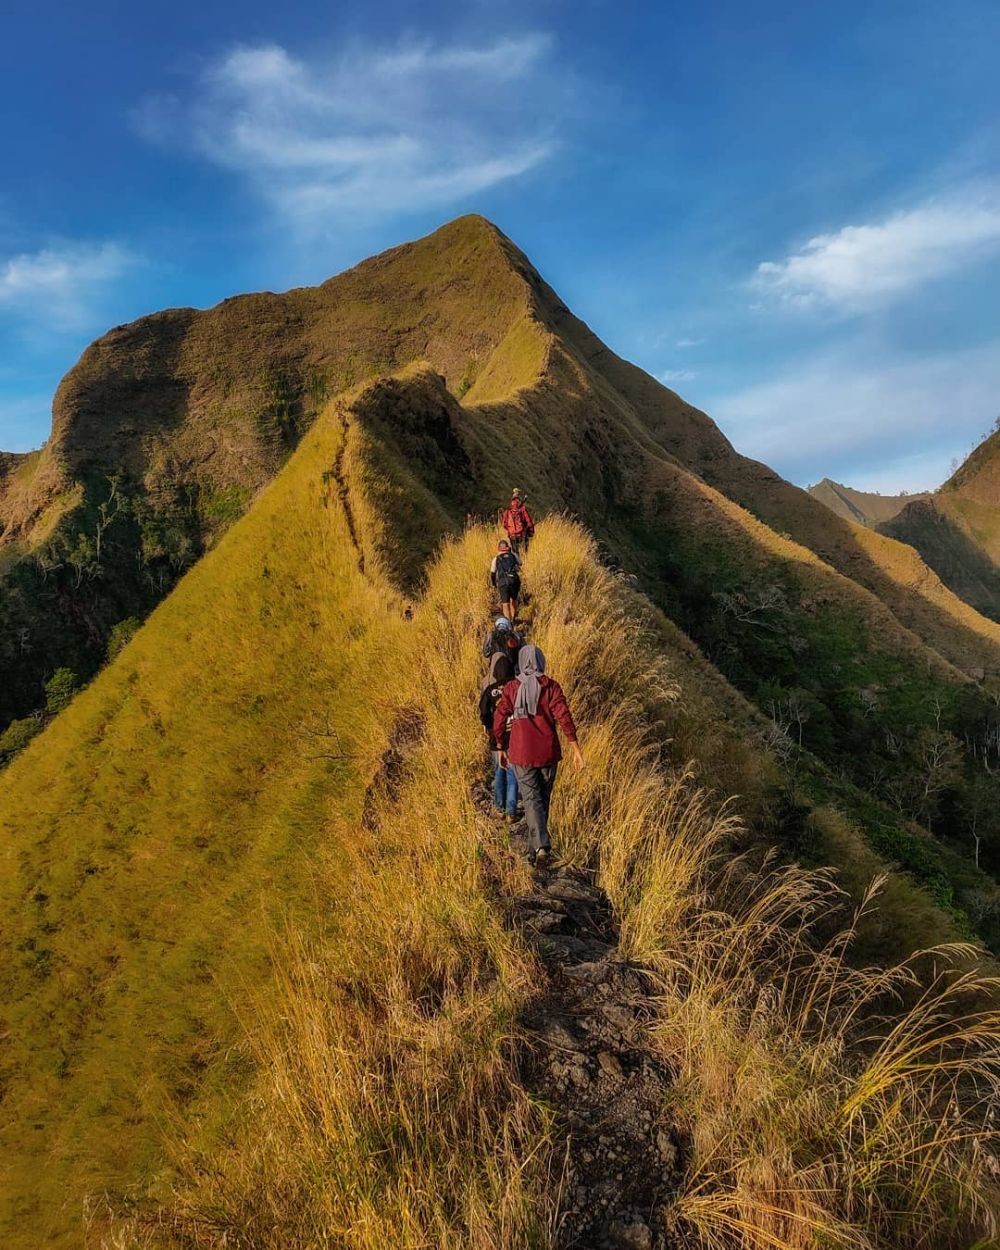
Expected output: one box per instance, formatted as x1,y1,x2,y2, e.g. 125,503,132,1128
0,216,539,732
882,497,1000,626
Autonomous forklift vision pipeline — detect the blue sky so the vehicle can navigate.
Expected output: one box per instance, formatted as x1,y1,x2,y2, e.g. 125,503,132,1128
2,0,999,491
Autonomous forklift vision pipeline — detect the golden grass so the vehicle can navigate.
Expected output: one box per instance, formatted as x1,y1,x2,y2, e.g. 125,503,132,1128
138,527,555,1249
5,493,999,1248
0,402,410,1245
525,517,1000,1249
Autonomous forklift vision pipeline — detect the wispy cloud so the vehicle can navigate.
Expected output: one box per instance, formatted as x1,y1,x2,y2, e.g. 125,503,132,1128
136,35,560,228
674,337,704,348
659,368,698,383
710,340,1000,490
751,186,1000,313
0,241,136,331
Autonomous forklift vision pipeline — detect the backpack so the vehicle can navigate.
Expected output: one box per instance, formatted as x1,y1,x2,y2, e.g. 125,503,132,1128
486,628,521,668
494,551,520,584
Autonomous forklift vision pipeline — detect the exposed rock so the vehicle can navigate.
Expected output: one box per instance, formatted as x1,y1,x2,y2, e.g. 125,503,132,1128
608,1216,654,1249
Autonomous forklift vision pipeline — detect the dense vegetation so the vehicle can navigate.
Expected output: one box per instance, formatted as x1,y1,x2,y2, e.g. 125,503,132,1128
624,513,1000,944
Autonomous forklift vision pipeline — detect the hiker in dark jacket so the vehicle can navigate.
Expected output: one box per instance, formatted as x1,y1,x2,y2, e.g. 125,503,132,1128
501,488,535,556
493,644,583,865
490,539,521,622
479,652,519,819
481,616,522,681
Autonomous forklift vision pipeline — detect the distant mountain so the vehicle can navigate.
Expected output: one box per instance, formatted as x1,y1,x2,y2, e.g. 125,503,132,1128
809,436,1000,623
807,477,931,526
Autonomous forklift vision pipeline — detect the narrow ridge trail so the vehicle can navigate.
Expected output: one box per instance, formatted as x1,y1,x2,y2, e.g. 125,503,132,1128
479,792,682,1249
478,548,682,1247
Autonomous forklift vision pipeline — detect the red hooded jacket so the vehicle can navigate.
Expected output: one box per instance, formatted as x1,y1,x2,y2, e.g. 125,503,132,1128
501,498,535,538
493,675,578,768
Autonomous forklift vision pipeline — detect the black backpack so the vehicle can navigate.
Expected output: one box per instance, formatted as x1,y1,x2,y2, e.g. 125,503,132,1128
486,628,521,668
494,551,520,584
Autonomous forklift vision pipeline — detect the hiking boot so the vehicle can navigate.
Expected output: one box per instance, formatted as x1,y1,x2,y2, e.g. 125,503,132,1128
526,849,537,867
534,846,551,868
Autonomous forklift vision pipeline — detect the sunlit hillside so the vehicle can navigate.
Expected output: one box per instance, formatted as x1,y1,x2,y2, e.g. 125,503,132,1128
4,218,1000,1246
2,420,998,1243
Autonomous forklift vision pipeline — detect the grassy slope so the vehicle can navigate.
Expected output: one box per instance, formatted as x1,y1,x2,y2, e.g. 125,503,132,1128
4,491,998,1247
808,436,1000,627
525,275,1000,680
0,390,415,1243
875,437,1000,623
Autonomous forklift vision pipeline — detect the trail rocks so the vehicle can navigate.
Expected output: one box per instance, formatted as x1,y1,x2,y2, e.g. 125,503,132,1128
504,837,682,1248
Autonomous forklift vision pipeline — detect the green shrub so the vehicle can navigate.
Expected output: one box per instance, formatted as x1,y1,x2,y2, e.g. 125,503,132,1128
106,617,141,662
44,667,79,715
0,716,42,761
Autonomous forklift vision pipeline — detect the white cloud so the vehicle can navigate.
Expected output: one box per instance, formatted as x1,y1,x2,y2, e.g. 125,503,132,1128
752,187,1000,312
709,341,1000,491
137,35,559,227
675,337,703,348
0,241,135,331
659,368,698,383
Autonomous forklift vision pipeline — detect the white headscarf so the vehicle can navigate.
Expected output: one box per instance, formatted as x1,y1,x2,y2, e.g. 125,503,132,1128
513,645,546,719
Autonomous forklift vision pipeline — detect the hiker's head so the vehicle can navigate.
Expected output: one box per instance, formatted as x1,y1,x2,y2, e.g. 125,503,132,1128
492,654,515,684
494,616,511,632
497,538,510,552
511,488,521,500
518,644,545,677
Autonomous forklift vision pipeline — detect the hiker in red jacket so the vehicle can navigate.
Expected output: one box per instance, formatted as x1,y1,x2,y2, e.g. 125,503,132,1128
501,488,535,556
493,644,583,866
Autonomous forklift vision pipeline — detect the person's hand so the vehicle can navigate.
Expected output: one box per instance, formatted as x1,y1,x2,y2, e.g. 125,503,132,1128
571,743,585,772
499,751,509,769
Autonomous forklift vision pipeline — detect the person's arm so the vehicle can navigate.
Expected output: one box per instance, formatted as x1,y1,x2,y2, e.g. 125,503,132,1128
482,631,492,658
493,682,515,759
490,555,498,587
523,505,535,534
548,680,584,769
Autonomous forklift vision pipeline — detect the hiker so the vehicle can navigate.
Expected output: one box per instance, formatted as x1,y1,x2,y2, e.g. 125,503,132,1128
494,644,583,866
481,616,522,681
490,539,521,622
501,488,535,556
479,652,519,821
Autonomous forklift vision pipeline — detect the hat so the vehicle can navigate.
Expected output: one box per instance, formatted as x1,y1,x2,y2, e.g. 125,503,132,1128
511,487,521,497
495,616,511,631
497,537,510,549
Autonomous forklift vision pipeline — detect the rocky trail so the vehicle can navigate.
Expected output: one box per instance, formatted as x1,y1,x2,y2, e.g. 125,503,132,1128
493,813,683,1249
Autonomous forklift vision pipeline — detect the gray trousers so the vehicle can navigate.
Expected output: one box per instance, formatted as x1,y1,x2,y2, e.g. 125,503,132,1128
512,763,558,851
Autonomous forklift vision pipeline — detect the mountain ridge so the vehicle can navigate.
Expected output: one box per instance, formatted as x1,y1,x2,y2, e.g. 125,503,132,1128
807,477,931,525
809,434,1000,623
4,218,1000,1244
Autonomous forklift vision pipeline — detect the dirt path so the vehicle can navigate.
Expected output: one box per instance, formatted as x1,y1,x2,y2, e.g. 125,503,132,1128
501,821,682,1249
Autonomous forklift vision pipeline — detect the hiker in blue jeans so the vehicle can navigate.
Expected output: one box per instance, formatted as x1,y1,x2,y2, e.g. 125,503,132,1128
479,651,519,820
493,645,583,865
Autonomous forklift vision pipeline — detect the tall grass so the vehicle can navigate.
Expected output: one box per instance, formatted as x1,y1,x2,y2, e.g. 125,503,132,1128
527,517,1000,1248
108,527,555,1249
8,492,999,1248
